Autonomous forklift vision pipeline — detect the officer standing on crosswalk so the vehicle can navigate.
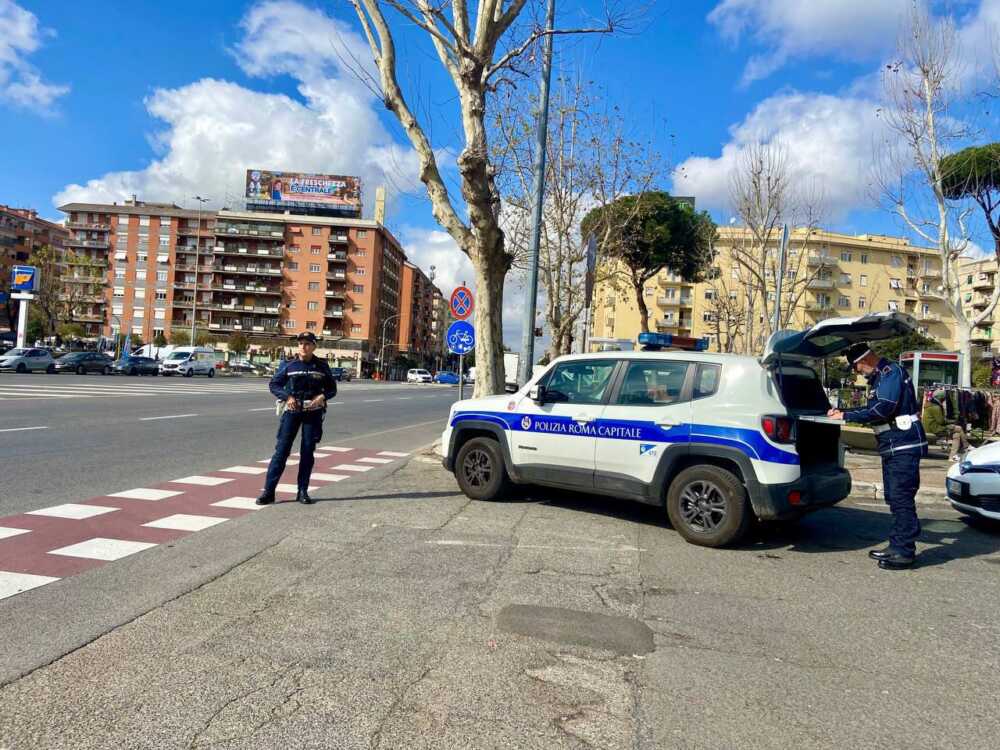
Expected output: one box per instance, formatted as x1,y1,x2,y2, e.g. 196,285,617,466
827,343,927,569
257,332,337,506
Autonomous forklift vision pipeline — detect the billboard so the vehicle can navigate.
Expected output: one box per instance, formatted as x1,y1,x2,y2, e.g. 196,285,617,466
11,265,39,293
245,170,361,210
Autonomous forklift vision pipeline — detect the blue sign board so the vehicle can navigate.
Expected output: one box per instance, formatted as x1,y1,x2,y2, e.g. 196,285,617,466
447,320,475,355
0,292,7,303
11,265,38,292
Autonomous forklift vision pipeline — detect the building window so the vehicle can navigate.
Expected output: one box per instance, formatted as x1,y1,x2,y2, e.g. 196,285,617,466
115,269,126,280
860,274,868,287
309,263,320,273
137,251,148,263
357,230,368,238
838,296,850,308
859,296,866,309
356,268,366,276
139,216,150,226
310,245,321,254
307,301,318,311
288,300,296,309
352,304,363,312
311,227,322,235
840,273,851,285
113,287,125,298
731,266,739,280
704,289,715,300
702,312,715,322
860,254,868,264
645,287,653,296
154,309,166,319
134,308,145,319
156,290,167,301
306,321,317,330
288,246,300,254
888,301,898,311
117,216,129,226
157,271,167,282
354,249,367,257
307,281,320,291
353,284,364,293
889,278,901,289
136,270,146,281
287,261,298,271
284,320,296,328
351,324,363,333
921,304,930,315
840,251,852,262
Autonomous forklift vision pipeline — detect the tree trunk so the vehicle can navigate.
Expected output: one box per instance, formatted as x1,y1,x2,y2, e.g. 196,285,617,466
472,253,506,398
635,279,650,334
955,320,973,388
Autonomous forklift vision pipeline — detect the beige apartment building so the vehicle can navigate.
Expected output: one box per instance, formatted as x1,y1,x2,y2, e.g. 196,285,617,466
589,228,956,353
959,257,1000,352
59,198,445,373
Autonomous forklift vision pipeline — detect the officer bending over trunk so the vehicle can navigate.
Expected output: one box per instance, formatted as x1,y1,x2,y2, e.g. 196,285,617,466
827,343,927,570
257,332,337,505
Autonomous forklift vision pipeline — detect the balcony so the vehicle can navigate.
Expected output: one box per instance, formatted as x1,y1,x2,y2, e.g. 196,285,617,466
328,251,348,263
326,271,347,281
325,288,346,299
210,282,281,296
807,278,835,289
972,297,990,309
216,265,282,277
921,269,942,279
212,245,283,258
215,224,284,239
806,253,837,267
918,289,943,301
329,233,349,244
325,308,345,318
66,222,110,231
917,311,941,322
655,320,677,332
71,312,105,323
67,238,110,249
177,224,216,236
972,276,994,291
805,301,834,313
971,332,993,345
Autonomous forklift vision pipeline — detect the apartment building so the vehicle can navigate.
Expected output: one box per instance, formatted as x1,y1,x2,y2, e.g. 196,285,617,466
959,257,1000,352
589,228,955,353
59,199,440,372
398,262,444,366
1,205,69,331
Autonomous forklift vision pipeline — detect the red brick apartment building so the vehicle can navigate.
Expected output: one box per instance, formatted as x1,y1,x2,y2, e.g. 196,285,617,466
58,198,445,372
1,205,69,332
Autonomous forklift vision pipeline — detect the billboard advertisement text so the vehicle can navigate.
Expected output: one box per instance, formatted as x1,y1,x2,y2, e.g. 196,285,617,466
245,170,361,209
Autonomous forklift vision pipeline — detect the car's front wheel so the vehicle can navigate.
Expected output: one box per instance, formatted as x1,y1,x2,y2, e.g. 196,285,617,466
666,465,752,548
46,364,56,374
103,366,112,376
16,363,27,374
76,365,86,375
207,368,215,378
454,437,511,501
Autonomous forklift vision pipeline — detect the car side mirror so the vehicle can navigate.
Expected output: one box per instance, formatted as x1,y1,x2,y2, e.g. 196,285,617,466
529,385,545,403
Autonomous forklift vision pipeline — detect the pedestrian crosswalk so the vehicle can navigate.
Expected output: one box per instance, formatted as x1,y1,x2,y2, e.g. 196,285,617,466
0,377,456,401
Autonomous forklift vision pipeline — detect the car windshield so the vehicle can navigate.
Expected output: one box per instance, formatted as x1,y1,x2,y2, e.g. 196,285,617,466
166,352,189,360
59,353,84,360
4,348,28,356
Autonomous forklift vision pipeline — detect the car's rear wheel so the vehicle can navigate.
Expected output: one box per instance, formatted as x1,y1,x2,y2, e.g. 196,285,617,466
103,366,112,376
455,437,511,501
76,365,86,375
46,364,56,374
207,368,215,378
16,363,27,374
666,465,752,548
129,366,138,375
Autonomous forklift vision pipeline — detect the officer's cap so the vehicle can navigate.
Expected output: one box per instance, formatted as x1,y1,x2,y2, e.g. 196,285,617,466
295,331,318,344
845,343,872,365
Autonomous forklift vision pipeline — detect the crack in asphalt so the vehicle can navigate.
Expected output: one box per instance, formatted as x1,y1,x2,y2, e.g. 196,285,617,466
369,665,433,750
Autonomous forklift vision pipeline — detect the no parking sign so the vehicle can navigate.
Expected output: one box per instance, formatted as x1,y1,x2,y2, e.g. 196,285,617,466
449,286,474,320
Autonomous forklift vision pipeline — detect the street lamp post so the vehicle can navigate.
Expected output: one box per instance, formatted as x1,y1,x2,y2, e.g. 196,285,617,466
378,313,401,381
190,196,210,345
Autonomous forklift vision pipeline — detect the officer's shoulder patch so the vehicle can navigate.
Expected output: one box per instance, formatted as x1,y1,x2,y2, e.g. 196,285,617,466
881,365,892,375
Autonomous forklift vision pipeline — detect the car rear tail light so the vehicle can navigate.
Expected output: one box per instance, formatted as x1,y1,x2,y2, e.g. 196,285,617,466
761,415,795,444
787,490,802,505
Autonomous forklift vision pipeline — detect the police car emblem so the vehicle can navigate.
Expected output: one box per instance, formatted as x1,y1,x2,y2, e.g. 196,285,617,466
640,443,657,457
521,416,532,430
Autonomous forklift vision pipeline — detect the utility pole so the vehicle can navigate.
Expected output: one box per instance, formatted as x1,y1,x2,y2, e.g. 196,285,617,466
378,312,400,380
771,223,790,333
518,0,556,387
190,196,209,345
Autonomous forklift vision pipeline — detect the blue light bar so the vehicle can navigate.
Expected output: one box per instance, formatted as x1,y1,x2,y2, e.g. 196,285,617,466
637,332,709,351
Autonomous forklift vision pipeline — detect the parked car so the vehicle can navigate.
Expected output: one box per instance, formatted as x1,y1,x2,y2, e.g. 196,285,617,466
330,366,353,382
159,346,218,377
407,368,433,383
54,351,114,375
433,371,460,384
229,362,266,376
946,442,1000,523
113,356,160,376
0,347,57,373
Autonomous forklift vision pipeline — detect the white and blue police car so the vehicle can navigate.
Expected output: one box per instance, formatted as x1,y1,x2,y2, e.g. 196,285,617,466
442,312,917,547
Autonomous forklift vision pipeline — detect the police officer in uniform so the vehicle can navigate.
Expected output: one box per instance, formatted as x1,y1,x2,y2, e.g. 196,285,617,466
827,343,927,569
257,332,337,505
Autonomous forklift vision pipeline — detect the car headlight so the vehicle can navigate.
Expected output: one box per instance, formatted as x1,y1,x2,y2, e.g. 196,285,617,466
959,461,971,475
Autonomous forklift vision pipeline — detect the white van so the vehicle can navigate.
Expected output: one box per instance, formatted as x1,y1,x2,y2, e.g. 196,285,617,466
159,347,218,377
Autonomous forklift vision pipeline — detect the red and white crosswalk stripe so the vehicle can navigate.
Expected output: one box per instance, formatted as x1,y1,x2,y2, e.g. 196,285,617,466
0,446,409,601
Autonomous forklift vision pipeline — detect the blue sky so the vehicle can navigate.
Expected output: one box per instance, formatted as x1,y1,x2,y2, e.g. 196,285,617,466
2,0,998,341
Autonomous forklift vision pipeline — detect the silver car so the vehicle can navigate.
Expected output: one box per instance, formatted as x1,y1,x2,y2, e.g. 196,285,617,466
0,347,57,373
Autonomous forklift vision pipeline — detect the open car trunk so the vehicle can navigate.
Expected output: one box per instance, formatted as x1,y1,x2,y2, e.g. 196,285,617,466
769,363,840,467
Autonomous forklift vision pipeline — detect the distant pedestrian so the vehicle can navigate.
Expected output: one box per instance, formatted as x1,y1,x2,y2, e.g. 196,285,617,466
827,344,926,570
256,332,337,506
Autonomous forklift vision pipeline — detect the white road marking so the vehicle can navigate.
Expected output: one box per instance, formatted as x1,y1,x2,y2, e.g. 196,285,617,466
377,451,410,457
49,537,158,561
144,514,228,532
139,413,199,421
331,464,372,473
248,407,274,412
108,488,183,501
275,483,317,494
170,475,233,487
27,503,118,520
258,458,299,465
310,472,349,482
219,465,267,475
0,425,49,433
0,571,60,601
312,452,331,459
358,457,393,464
397,397,412,400
426,540,647,552
212,496,261,510
319,446,352,452
363,399,384,403
0,527,31,540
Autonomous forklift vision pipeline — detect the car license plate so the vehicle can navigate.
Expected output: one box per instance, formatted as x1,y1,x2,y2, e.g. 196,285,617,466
946,478,964,497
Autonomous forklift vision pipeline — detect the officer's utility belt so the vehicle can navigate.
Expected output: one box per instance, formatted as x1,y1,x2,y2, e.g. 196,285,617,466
872,414,920,434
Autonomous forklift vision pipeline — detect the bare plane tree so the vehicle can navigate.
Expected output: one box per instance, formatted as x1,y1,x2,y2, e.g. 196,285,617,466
874,4,987,386
349,1,624,394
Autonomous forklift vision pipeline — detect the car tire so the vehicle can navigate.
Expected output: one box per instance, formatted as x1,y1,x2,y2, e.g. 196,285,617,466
129,367,138,376
46,364,56,374
76,365,86,375
184,369,193,377
103,366,112,376
666,465,752,548
454,437,511,501
16,363,27,374
207,368,215,378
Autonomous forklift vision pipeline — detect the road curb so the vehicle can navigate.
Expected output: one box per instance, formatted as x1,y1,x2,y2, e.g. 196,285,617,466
849,480,950,506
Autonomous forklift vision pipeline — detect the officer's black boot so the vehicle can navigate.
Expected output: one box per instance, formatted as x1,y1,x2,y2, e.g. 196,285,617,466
868,546,895,561
876,550,915,570
296,489,314,504
255,491,275,505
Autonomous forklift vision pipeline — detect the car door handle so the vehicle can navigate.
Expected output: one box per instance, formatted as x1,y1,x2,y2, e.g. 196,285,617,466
657,418,680,428
573,414,594,424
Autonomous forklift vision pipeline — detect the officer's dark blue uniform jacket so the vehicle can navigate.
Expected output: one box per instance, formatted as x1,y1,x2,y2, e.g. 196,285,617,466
269,356,337,407
844,357,927,457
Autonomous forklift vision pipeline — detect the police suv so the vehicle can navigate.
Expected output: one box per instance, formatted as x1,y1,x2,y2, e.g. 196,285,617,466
442,312,916,547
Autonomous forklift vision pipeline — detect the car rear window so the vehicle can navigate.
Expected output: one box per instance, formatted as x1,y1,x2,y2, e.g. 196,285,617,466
771,366,830,412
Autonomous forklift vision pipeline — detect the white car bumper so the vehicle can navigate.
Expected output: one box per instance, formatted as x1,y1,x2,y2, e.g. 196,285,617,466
945,467,1000,520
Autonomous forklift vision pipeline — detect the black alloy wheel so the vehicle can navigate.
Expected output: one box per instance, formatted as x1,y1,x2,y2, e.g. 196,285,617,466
666,465,752,548
77,365,86,375
454,437,511,501
16,362,27,373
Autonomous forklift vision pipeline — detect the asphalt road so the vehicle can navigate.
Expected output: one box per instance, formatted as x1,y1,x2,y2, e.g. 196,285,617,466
0,374,459,515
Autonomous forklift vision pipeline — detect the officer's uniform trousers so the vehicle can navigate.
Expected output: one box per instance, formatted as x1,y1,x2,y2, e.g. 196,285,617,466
264,408,324,494
876,424,925,556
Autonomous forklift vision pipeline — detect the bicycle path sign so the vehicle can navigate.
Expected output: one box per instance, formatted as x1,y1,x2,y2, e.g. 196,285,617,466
449,286,474,320
447,320,475,355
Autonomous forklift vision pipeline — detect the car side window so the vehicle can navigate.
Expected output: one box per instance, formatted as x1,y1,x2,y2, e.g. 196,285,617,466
616,361,690,406
693,364,721,399
545,360,617,405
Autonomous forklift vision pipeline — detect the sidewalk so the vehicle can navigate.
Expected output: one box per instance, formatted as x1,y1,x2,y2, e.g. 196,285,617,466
845,449,950,504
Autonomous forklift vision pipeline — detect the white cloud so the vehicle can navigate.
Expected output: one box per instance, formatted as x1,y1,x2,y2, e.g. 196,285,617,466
672,91,893,219
54,1,421,214
0,0,68,111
